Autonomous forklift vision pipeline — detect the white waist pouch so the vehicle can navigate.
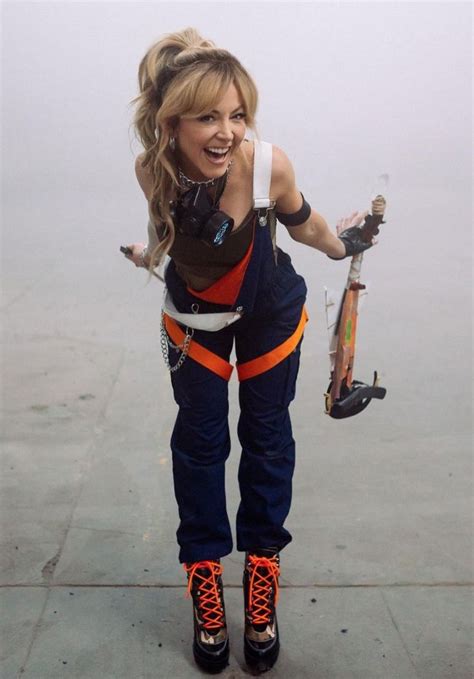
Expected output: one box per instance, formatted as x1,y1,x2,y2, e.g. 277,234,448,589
162,288,242,332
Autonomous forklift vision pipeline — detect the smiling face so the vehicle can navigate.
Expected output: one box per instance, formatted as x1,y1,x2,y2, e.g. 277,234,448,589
173,82,247,182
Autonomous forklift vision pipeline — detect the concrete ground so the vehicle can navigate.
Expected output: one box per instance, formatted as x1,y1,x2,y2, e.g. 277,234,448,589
1,187,472,678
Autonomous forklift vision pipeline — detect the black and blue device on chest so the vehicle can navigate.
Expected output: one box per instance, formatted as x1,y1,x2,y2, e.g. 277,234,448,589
172,176,234,248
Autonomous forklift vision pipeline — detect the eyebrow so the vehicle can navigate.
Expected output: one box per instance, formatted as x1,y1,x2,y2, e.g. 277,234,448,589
209,106,244,114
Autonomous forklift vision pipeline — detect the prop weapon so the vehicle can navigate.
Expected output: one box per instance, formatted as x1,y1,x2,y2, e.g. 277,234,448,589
120,245,165,282
324,177,388,419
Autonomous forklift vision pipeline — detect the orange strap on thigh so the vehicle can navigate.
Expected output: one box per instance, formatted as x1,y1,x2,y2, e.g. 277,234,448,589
236,306,309,382
163,313,234,382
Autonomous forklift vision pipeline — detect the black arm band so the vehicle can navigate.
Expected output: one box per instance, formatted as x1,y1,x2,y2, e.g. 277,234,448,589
276,193,312,227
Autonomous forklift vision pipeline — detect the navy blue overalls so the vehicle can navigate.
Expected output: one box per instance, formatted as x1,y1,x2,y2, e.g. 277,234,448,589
163,193,308,564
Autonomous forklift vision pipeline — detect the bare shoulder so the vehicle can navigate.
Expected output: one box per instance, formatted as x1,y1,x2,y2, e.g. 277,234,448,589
135,152,154,200
269,144,301,211
271,145,295,191
237,138,255,172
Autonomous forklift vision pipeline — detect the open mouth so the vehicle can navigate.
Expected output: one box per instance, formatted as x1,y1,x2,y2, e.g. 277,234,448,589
204,147,231,161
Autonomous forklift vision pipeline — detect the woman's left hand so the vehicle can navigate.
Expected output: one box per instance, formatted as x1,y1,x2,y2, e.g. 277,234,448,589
336,210,370,237
327,210,377,260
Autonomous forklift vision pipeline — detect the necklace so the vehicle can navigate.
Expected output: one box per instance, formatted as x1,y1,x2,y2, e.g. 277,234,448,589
178,160,234,190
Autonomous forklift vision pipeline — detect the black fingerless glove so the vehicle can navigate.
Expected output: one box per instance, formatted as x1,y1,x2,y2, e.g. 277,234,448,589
328,226,373,260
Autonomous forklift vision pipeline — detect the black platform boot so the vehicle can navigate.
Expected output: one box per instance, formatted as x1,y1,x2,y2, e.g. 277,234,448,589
243,549,281,672
184,559,230,674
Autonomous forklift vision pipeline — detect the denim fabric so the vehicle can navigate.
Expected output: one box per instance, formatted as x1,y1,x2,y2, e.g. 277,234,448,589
165,218,307,563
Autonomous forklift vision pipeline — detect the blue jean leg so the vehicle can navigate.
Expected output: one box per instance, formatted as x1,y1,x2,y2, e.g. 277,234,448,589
235,339,302,553
165,245,306,562
169,329,234,563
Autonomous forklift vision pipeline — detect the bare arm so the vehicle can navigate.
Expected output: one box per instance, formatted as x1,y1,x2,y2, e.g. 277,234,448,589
125,154,155,268
135,153,154,200
271,146,346,259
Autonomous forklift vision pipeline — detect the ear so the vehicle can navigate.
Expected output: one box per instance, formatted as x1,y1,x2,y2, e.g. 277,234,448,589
164,116,179,138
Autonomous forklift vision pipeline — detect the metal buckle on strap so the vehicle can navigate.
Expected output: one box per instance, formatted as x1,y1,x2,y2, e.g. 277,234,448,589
257,207,270,226
254,199,276,226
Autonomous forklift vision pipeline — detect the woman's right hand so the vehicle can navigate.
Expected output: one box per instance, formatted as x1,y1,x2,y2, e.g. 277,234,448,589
124,242,147,267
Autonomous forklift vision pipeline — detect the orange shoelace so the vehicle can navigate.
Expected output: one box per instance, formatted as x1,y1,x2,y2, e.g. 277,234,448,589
247,554,281,626
184,560,225,630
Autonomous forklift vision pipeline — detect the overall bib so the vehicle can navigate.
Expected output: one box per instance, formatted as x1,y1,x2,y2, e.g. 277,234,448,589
162,143,308,563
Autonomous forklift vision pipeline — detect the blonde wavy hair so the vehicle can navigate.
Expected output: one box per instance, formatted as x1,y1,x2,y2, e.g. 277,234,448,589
130,27,259,273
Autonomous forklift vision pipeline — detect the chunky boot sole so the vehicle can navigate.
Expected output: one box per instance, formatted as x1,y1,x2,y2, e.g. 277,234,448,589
193,638,230,674
244,634,280,673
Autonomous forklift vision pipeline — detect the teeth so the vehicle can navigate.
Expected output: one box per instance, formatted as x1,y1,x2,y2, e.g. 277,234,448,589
206,147,230,155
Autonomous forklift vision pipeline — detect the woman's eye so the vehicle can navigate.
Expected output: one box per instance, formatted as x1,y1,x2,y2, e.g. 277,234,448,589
198,113,246,122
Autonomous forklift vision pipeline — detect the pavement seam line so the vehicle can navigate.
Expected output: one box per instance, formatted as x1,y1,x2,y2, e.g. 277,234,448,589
13,349,128,677
15,587,51,679
380,589,422,679
2,583,472,589
39,348,127,586
1,270,56,311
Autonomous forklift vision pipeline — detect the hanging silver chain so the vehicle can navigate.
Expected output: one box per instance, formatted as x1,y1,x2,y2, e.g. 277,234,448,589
160,312,194,373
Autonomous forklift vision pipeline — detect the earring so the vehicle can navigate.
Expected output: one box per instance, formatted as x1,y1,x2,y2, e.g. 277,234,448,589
169,136,176,152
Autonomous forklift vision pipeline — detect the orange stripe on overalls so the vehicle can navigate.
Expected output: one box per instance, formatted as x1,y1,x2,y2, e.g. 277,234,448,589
164,216,309,382
236,306,309,381
163,313,234,381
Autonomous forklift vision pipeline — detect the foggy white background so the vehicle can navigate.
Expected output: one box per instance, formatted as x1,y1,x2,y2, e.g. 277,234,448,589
2,8,472,676
2,2,472,451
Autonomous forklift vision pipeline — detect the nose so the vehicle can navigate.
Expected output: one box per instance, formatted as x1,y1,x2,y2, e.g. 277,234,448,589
216,117,233,141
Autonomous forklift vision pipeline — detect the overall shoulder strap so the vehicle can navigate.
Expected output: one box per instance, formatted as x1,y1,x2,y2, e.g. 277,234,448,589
252,140,276,226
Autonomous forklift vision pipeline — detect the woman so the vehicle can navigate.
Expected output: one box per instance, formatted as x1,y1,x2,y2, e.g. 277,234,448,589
126,27,372,674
